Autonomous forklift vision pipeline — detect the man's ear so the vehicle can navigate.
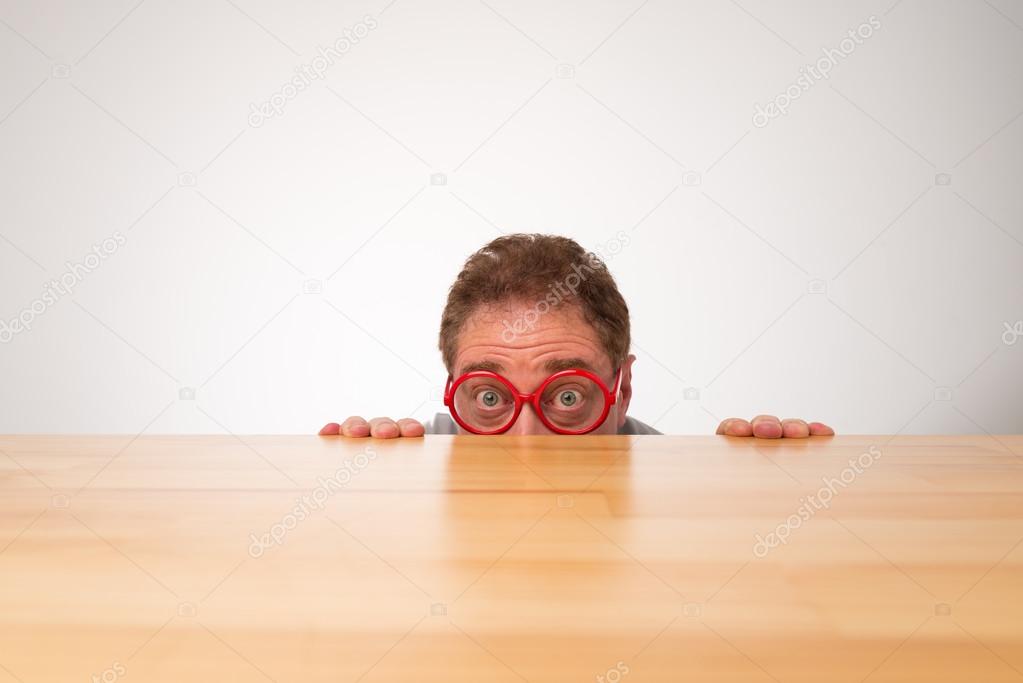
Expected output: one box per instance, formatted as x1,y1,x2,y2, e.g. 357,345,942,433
615,353,636,430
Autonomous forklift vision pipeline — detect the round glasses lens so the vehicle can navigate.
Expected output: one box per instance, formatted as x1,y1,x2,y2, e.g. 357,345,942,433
453,377,516,432
539,374,608,432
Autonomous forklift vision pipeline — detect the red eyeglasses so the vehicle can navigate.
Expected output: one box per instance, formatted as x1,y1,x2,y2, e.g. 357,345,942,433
443,367,623,435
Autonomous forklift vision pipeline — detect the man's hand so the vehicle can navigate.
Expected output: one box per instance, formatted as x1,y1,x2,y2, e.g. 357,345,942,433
319,416,425,438
716,415,834,439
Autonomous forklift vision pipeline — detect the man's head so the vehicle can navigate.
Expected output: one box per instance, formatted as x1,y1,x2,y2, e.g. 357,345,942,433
439,234,635,434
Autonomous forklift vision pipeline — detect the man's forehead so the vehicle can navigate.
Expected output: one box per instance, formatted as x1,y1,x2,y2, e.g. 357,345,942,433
451,302,613,375
457,356,601,376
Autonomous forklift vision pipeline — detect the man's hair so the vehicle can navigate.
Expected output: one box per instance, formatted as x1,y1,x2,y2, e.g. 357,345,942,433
439,233,631,374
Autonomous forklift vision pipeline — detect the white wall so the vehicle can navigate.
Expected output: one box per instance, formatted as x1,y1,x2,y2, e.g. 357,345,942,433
1,0,1021,436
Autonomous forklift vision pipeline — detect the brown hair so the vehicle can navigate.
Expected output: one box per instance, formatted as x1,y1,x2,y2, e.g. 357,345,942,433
439,233,631,373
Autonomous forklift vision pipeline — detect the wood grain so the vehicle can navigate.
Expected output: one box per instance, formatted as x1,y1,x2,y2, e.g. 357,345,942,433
1,434,1022,682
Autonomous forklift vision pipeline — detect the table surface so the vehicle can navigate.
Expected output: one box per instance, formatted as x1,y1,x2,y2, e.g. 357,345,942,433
1,434,1022,682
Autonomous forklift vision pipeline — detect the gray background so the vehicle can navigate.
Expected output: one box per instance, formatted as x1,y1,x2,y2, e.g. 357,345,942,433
0,0,1020,436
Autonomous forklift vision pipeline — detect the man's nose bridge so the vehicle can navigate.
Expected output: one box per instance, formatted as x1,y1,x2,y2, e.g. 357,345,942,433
509,402,545,434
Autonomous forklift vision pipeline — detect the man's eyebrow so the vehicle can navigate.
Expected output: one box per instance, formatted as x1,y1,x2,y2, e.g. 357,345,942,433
458,360,505,375
543,357,599,374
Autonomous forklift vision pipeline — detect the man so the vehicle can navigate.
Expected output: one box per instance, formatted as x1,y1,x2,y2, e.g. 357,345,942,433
319,234,833,439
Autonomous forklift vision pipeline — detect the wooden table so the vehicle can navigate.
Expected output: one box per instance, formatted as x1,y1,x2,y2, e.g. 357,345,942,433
1,435,1022,682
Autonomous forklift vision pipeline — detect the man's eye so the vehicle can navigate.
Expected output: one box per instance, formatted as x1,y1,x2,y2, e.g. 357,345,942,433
557,390,580,407
477,390,502,407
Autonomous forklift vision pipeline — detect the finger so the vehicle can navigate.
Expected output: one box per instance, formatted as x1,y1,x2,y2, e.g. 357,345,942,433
727,418,753,436
751,414,783,439
319,422,340,436
808,422,835,436
369,417,401,438
397,418,425,437
717,418,753,436
340,416,370,438
781,418,810,439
